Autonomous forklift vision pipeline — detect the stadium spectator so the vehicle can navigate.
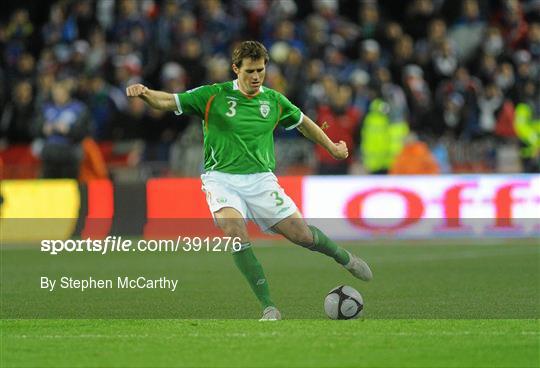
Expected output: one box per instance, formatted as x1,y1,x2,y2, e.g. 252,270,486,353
35,69,56,108
200,0,242,54
0,80,35,143
155,0,184,55
494,96,516,140
128,23,159,81
315,84,360,174
449,0,486,63
495,62,516,95
258,0,298,41
5,9,33,45
111,41,142,90
374,67,408,127
85,72,128,140
482,26,505,57
416,18,449,72
9,51,36,85
302,58,326,116
303,13,330,58
357,1,382,41
42,2,78,47
173,37,206,89
86,27,108,74
69,39,90,76
281,47,305,104
474,52,498,84
512,50,537,101
78,136,108,182
378,21,404,57
526,22,540,60
3,9,35,70
169,119,204,176
356,39,385,76
265,19,305,53
72,0,95,40
141,62,190,167
390,34,415,84
404,0,437,40
402,64,433,134
350,69,372,115
492,0,529,50
428,38,459,90
435,67,481,138
312,0,358,47
109,91,146,140
324,45,355,83
477,82,505,135
433,91,467,138
263,63,288,95
205,55,230,83
360,99,407,174
164,12,198,61
36,79,89,178
390,132,440,175
514,80,540,173
112,0,150,44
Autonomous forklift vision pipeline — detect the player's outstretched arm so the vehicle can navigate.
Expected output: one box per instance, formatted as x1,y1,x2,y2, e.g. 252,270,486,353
297,115,348,160
125,83,177,111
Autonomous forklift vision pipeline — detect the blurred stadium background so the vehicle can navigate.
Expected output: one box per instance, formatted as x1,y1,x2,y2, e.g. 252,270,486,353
0,0,539,181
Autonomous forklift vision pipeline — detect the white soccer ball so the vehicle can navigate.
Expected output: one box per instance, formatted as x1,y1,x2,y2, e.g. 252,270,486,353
324,285,364,320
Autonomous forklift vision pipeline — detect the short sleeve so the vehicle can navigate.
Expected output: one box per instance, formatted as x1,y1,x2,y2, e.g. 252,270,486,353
277,93,303,130
175,84,219,118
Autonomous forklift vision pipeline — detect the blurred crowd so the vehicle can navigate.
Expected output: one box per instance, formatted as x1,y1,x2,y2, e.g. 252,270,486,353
0,0,539,179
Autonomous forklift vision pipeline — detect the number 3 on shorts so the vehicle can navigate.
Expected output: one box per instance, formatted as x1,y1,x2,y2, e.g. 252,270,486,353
271,191,284,206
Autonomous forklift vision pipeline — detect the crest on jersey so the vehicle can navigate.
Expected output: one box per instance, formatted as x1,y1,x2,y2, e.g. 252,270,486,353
260,104,270,118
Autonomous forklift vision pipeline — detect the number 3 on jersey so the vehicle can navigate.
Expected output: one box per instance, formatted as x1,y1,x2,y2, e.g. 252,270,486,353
226,100,237,117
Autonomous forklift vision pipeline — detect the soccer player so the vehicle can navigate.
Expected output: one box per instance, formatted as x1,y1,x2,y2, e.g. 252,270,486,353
126,41,372,320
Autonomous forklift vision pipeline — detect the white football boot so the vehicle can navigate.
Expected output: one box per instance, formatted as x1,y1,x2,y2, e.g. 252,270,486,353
344,251,373,281
259,306,282,321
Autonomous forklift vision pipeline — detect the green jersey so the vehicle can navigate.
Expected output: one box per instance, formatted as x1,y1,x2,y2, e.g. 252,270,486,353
174,80,303,174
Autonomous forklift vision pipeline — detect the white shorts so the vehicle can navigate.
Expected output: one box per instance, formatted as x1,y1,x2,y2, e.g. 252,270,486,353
201,171,298,232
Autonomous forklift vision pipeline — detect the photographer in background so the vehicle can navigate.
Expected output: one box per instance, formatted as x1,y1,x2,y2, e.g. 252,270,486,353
35,79,89,178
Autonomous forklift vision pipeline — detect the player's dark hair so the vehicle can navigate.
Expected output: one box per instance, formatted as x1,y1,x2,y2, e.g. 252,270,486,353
232,41,269,68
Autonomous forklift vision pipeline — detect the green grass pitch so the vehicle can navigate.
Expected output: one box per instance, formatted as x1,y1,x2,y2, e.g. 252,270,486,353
1,239,539,367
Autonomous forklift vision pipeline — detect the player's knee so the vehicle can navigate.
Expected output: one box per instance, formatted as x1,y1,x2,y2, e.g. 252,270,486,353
218,221,249,241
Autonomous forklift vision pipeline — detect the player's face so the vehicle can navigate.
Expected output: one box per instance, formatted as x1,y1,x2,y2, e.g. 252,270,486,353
233,57,266,96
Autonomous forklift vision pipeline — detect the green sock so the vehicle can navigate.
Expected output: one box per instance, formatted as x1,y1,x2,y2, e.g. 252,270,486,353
308,225,350,265
232,243,274,309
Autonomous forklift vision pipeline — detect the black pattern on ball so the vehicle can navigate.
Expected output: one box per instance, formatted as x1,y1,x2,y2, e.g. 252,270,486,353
327,285,363,320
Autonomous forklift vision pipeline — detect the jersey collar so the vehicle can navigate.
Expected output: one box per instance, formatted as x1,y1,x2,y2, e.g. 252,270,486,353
233,79,264,95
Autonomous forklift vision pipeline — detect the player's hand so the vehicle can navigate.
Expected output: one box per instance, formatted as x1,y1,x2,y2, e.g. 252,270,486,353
126,84,149,97
330,140,349,160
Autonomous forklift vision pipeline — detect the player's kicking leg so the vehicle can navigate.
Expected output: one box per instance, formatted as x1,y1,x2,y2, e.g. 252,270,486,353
214,207,281,321
272,212,373,281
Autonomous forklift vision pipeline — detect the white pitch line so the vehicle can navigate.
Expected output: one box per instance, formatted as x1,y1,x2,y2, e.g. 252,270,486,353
10,331,539,339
